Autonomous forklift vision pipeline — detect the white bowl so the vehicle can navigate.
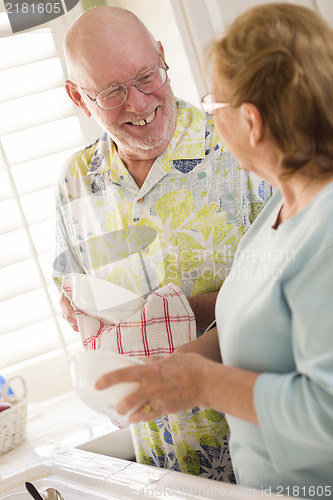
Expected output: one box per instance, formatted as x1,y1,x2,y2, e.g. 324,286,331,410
69,350,143,424
69,273,146,324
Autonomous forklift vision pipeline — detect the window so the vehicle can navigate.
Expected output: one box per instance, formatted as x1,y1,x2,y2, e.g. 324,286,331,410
0,6,102,402
0,0,206,403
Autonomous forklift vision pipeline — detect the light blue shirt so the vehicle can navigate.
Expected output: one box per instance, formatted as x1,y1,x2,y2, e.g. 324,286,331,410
216,183,333,497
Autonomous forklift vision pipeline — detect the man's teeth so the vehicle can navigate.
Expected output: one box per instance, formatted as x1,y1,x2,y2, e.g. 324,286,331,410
131,110,155,126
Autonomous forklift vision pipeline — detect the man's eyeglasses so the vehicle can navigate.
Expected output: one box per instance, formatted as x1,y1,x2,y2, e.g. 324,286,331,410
79,55,169,110
201,93,231,116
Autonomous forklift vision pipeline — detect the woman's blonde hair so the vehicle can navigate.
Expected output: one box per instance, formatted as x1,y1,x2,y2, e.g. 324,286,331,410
209,3,333,175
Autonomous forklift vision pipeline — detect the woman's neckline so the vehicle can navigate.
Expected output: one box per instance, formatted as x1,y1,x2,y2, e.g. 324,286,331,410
271,180,333,230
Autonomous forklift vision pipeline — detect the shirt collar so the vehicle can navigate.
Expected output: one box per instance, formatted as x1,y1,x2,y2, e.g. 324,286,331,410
167,99,206,161
87,99,207,180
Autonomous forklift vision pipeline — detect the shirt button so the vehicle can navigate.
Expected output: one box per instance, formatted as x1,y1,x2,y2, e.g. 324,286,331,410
137,197,144,203
141,246,149,254
183,455,192,464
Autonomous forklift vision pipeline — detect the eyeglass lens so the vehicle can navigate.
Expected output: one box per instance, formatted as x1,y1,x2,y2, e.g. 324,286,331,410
96,67,168,110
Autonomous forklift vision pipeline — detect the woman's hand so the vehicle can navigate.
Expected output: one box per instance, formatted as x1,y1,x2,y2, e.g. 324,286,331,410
95,350,260,425
95,352,209,423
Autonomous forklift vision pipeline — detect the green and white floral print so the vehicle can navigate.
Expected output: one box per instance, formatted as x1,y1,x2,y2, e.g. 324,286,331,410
133,407,234,481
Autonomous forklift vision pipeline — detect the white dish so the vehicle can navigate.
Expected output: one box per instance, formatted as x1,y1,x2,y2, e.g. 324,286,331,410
69,273,146,324
69,350,143,424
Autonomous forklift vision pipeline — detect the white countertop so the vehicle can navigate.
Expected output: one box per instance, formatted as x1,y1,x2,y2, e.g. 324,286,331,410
0,392,281,499
0,391,117,477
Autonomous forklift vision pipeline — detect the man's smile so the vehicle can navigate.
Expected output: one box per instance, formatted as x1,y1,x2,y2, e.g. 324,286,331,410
127,108,157,127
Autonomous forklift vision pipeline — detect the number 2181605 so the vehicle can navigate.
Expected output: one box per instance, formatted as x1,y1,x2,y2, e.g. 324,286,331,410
5,2,62,14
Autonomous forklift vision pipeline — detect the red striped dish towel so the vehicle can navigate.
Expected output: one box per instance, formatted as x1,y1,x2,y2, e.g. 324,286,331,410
62,277,196,357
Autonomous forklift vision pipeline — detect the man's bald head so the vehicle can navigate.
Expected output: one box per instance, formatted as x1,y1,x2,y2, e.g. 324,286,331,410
63,6,176,162
64,6,159,82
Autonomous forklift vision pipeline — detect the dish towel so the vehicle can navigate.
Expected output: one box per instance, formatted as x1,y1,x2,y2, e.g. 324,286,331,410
62,276,196,357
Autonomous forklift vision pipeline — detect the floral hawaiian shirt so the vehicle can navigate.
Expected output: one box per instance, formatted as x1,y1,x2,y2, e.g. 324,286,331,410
53,99,272,481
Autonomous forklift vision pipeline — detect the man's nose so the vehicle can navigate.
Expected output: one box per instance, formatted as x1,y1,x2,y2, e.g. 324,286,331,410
124,85,150,113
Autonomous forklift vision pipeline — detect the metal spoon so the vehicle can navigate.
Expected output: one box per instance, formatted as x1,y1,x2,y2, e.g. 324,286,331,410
25,482,64,500
43,487,65,500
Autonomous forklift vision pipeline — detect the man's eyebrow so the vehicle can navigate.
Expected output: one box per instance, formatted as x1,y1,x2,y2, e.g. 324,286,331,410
80,86,98,95
102,63,159,89
82,60,160,95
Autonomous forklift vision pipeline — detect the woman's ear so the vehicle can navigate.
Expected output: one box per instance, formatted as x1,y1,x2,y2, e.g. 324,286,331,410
240,102,263,148
65,80,91,118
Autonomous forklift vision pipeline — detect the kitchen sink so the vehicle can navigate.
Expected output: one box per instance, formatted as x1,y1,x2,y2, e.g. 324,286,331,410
0,447,283,500
0,452,163,499
75,427,136,461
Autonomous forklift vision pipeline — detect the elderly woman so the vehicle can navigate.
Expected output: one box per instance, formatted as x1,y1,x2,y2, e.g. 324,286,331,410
96,3,333,496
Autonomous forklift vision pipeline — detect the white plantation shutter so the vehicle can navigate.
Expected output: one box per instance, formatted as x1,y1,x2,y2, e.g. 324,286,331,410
0,7,102,402
0,0,208,403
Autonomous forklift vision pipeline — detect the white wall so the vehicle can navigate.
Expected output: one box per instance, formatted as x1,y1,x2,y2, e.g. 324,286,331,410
108,0,204,107
108,0,333,108
175,0,333,90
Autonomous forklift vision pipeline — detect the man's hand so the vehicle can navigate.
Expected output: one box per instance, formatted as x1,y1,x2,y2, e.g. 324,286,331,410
60,291,79,331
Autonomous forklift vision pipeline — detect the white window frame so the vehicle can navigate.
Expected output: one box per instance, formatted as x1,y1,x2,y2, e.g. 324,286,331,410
0,1,103,402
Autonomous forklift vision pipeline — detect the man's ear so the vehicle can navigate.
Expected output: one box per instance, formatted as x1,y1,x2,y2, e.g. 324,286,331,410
157,41,165,61
65,80,91,118
240,102,263,148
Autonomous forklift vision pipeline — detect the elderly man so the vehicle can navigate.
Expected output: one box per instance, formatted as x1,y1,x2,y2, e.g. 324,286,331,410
54,6,272,481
